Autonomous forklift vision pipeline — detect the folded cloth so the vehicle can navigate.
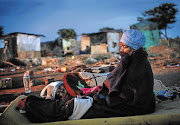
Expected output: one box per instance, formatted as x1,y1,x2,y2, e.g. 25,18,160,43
68,96,93,120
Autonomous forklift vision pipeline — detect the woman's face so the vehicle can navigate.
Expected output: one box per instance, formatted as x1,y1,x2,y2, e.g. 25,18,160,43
120,42,134,56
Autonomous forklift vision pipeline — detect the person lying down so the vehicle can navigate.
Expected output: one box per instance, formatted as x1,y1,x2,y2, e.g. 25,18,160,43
16,29,156,123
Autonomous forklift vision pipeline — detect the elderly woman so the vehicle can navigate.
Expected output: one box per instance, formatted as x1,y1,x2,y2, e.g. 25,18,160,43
81,29,156,118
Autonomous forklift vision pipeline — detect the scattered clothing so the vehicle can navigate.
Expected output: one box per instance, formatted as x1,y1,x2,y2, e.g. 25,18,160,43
153,79,179,102
158,89,173,98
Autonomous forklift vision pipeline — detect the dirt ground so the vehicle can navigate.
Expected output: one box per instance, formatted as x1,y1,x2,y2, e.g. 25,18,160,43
0,51,180,113
152,64,180,86
1,64,180,95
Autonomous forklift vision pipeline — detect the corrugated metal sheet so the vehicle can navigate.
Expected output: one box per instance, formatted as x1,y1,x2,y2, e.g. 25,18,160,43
17,34,40,51
4,32,42,58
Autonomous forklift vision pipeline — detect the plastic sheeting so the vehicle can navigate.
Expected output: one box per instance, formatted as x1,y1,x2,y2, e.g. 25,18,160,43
131,21,160,50
17,34,40,51
141,30,160,50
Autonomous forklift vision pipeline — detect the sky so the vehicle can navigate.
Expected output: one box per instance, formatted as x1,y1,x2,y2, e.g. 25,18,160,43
0,0,180,45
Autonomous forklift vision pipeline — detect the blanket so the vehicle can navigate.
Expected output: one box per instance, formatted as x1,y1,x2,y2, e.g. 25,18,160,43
82,48,156,119
1,95,180,125
15,95,74,123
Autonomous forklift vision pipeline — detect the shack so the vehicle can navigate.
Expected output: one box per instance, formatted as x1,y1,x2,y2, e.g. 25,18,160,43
81,30,123,54
41,40,64,57
130,21,160,50
2,32,45,59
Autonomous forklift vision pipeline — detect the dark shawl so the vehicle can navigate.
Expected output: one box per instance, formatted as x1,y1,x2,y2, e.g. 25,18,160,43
82,48,156,119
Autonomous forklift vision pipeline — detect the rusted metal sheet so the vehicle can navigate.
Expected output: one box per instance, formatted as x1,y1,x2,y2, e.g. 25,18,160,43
4,33,42,59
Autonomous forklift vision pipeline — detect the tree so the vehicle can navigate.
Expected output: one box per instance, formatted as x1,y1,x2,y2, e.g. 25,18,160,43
99,27,114,32
138,3,178,40
57,29,76,40
0,26,4,39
